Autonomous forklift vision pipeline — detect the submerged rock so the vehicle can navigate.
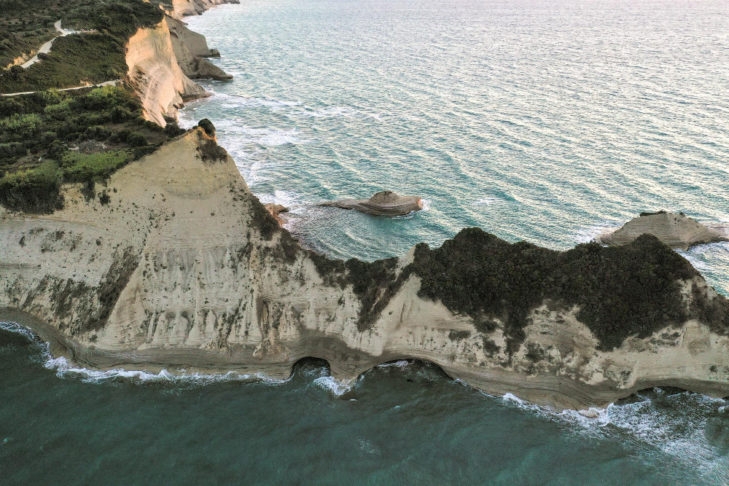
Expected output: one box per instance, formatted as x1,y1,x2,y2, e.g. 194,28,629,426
319,190,423,216
599,211,727,250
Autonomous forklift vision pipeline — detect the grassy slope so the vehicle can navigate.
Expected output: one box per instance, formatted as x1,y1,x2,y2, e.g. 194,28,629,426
0,0,186,213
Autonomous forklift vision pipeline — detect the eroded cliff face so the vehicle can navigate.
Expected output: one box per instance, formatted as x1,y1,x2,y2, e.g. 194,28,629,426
169,0,239,19
165,16,232,81
2,128,729,409
126,20,206,126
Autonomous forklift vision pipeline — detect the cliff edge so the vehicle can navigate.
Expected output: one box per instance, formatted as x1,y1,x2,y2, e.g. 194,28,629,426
2,127,729,409
126,19,206,126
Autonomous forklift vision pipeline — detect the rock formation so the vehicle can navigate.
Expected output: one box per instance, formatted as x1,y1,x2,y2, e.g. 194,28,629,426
319,191,423,216
126,19,207,126
600,211,727,250
165,16,232,81
264,203,289,225
2,127,729,410
169,0,240,19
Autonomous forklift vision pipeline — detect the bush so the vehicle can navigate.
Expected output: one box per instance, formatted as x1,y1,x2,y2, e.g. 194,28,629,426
0,113,42,138
0,160,62,212
61,149,131,182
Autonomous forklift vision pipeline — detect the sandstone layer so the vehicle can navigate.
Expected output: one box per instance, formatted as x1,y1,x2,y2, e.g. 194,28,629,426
126,19,207,126
319,191,423,216
2,128,729,410
600,211,727,250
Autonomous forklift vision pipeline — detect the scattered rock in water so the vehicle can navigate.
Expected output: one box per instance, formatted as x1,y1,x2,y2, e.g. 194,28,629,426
599,211,728,250
318,190,423,216
264,203,289,225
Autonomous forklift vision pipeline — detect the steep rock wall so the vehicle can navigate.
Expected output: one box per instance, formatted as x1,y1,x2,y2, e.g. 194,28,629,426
165,16,232,81
2,128,729,409
126,20,206,126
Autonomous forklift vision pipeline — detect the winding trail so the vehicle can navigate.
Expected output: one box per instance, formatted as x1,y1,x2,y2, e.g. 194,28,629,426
20,20,72,69
1,80,121,97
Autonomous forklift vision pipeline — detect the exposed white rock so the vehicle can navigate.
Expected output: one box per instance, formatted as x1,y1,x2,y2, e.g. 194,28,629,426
125,20,207,126
600,211,727,250
2,128,729,410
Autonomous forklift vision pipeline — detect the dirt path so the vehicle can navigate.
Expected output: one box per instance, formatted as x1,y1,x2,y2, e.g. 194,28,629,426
20,20,91,70
1,80,121,97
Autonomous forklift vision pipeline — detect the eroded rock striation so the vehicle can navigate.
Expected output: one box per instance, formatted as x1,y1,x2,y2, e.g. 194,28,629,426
126,19,207,126
600,211,727,250
2,127,729,409
125,13,232,126
319,191,423,216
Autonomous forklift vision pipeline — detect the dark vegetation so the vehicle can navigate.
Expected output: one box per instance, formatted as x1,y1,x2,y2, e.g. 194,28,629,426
0,85,184,212
345,257,399,331
0,0,188,213
307,226,729,354
0,0,162,91
408,228,729,352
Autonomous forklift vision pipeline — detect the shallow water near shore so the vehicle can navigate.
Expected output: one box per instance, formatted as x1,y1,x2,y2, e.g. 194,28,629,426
2,323,729,484
5,0,729,482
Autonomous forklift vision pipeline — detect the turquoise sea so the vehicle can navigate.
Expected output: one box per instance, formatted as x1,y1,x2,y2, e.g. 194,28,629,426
4,0,729,483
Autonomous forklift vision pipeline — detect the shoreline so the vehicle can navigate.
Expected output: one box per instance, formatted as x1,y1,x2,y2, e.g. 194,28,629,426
2,1,729,413
3,305,728,412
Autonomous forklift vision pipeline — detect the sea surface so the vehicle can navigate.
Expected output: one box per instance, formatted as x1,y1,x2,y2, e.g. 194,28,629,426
3,0,729,483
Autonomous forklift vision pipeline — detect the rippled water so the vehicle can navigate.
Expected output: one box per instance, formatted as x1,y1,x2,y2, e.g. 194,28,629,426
4,0,729,483
179,0,729,294
2,323,729,484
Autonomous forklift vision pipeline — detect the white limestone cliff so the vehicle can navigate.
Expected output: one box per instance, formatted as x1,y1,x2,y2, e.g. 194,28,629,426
2,128,729,410
125,20,207,126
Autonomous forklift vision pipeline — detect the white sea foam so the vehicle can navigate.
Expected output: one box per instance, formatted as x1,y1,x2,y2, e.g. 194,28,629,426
0,321,40,343
680,241,729,273
573,221,620,244
377,360,411,369
42,355,266,385
474,197,501,206
497,388,729,481
313,376,352,396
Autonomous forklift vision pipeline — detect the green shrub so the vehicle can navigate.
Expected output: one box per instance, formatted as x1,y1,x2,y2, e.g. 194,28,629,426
61,149,131,182
0,113,42,137
0,160,62,212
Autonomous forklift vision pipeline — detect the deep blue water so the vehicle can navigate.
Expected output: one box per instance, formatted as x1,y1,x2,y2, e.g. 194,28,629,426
3,0,729,483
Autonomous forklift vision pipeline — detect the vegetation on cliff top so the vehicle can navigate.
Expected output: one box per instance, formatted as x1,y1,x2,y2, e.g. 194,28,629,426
0,0,162,91
408,228,729,352
310,226,729,353
0,85,184,212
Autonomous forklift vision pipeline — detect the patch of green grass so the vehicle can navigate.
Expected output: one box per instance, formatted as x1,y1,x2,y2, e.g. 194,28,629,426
61,149,132,182
0,85,184,212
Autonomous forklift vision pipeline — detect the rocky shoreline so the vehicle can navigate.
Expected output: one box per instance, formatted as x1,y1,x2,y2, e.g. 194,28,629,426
2,124,729,410
2,2,729,410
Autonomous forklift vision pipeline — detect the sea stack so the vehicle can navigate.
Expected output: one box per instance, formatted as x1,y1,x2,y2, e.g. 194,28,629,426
600,211,727,250
319,190,423,216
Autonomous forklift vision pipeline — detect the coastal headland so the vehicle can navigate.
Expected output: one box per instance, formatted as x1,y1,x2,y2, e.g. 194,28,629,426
1,0,729,410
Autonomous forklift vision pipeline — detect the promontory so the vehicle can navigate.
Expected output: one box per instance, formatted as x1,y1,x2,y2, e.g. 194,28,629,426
2,0,729,410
